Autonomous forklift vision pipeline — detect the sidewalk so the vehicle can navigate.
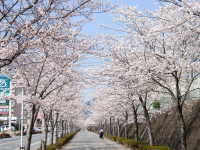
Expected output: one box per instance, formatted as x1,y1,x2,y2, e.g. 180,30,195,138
61,130,131,150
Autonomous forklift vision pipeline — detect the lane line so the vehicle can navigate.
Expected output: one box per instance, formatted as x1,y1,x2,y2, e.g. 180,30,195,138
0,140,21,146
0,134,43,144
0,134,43,149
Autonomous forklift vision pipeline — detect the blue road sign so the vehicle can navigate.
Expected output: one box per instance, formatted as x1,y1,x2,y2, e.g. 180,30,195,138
0,74,11,96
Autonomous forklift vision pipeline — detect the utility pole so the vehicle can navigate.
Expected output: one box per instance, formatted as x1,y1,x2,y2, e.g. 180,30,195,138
8,99,12,131
20,87,24,150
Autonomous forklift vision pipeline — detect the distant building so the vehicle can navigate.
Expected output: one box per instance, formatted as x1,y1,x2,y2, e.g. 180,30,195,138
0,99,17,126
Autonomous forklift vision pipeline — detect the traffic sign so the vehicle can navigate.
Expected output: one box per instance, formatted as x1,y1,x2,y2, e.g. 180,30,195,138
0,74,11,96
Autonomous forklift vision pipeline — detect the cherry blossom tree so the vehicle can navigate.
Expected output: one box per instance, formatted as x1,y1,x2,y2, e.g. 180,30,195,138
88,84,134,137
40,83,82,149
1,21,87,149
103,49,157,144
109,1,200,149
87,1,199,149
0,0,111,68
0,1,113,149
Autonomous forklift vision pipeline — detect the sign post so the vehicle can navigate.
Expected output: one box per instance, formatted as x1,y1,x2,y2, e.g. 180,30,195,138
0,74,11,131
12,79,25,150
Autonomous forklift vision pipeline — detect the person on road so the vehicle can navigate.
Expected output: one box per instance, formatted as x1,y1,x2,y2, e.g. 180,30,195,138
99,128,104,138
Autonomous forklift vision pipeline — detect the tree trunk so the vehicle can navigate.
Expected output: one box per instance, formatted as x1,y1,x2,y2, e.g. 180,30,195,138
104,119,107,135
67,121,69,134
50,111,59,143
109,117,112,135
124,125,127,138
55,122,58,141
112,118,115,136
134,116,139,141
70,121,73,133
138,95,154,145
43,111,50,150
177,102,187,150
180,118,187,150
25,104,36,150
61,120,64,137
51,128,54,144
174,72,187,150
132,105,139,141
44,124,48,150
143,105,154,145
117,118,120,137
124,111,128,138
64,121,67,135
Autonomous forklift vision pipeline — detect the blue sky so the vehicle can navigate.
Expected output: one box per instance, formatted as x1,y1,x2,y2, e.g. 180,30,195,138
83,0,159,35
78,0,159,68
79,0,159,102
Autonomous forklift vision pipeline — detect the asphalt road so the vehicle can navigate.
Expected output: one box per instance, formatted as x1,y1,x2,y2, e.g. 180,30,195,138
61,130,130,150
0,133,52,150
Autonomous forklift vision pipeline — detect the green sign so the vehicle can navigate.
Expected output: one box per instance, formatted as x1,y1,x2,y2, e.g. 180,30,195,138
0,74,11,96
0,99,9,106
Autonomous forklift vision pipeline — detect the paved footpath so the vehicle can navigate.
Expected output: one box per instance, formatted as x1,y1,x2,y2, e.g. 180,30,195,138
61,130,131,150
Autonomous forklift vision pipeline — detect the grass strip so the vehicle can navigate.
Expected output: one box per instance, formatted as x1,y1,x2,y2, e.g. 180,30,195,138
45,131,79,150
106,135,172,150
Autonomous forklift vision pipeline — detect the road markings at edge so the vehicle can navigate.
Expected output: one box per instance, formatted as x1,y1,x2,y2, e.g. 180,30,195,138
0,135,42,146
0,140,21,146
14,141,41,150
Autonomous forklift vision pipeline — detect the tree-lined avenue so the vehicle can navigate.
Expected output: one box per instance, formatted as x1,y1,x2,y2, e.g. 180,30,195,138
61,130,130,150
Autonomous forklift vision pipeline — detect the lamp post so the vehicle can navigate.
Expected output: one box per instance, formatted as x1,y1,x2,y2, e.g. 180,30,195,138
20,87,24,150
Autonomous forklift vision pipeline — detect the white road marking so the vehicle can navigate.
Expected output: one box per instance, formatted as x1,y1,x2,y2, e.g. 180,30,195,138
14,141,41,150
0,135,41,146
0,140,20,146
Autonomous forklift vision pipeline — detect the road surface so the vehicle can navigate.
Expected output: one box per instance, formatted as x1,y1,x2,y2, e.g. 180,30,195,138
61,130,130,150
0,133,51,150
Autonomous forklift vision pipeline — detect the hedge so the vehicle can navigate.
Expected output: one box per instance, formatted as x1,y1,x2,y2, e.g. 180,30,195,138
45,131,79,150
140,145,172,150
55,132,77,149
46,144,57,150
106,135,171,150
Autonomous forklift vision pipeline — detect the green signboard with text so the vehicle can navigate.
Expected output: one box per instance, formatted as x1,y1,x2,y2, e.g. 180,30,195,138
0,99,9,106
0,74,11,96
